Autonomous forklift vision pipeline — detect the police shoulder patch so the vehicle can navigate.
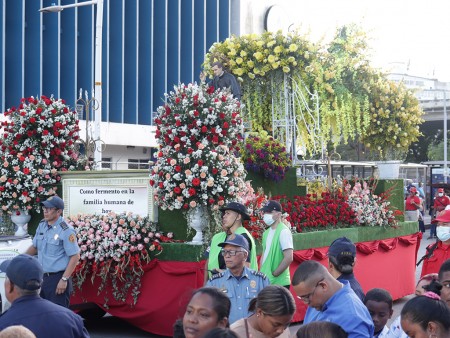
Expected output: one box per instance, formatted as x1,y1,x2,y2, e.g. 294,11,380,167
209,272,224,281
251,271,267,279
60,221,69,230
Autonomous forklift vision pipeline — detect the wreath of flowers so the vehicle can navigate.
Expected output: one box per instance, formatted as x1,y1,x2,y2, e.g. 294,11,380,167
240,131,291,182
149,83,246,211
71,212,176,306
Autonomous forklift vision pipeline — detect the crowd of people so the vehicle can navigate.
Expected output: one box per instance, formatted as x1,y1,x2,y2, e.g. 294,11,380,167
176,198,450,338
2,190,450,338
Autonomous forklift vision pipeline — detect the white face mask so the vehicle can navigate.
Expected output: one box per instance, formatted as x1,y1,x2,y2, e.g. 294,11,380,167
437,226,450,242
263,214,275,226
439,193,444,197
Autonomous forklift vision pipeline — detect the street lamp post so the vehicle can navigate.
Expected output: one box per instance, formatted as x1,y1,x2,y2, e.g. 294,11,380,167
40,0,103,170
444,90,448,183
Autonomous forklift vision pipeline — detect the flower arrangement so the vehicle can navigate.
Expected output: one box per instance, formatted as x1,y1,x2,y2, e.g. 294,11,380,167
204,31,316,82
240,131,291,182
204,26,424,159
149,83,246,211
344,179,400,227
70,212,176,305
0,95,81,214
1,96,81,169
236,182,268,240
0,152,58,213
363,79,424,160
275,192,357,232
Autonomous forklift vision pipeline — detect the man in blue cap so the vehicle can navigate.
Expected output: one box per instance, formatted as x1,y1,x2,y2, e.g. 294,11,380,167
204,202,257,283
0,254,89,337
206,234,269,324
25,195,80,308
327,237,365,302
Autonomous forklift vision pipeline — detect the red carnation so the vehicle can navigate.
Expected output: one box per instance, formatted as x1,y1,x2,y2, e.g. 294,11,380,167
174,187,182,194
192,178,201,186
197,160,203,166
188,188,196,196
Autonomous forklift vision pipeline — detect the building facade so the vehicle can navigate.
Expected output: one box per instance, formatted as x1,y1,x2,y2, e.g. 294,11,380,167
0,0,241,169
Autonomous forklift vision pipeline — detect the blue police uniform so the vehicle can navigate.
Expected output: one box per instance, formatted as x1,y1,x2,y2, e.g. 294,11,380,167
206,266,270,324
0,294,89,338
33,215,80,307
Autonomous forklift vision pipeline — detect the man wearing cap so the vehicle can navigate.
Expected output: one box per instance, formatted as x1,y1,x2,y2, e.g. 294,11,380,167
421,209,450,277
404,187,421,222
431,188,450,239
327,237,365,302
260,200,293,287
204,202,257,283
206,234,270,324
0,254,89,337
25,195,80,308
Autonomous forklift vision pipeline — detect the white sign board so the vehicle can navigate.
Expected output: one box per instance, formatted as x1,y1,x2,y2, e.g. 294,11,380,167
68,186,148,215
61,174,156,221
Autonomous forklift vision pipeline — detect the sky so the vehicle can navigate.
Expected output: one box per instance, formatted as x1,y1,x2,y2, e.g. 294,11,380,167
279,0,450,81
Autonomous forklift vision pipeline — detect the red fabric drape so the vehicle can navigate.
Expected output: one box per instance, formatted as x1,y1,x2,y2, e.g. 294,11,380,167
290,233,421,322
71,233,421,336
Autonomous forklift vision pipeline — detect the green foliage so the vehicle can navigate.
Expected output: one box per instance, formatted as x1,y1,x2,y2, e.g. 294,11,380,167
203,25,424,159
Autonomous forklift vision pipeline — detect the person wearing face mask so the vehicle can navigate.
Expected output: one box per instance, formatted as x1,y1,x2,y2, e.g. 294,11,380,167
431,188,450,239
259,200,293,288
204,202,258,284
420,209,450,277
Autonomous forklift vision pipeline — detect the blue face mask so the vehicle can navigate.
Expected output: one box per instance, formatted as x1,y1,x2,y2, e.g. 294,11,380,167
263,214,275,226
437,226,450,242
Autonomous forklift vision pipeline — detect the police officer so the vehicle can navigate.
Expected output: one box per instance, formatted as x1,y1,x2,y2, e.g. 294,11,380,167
0,254,89,337
206,234,270,324
25,196,80,308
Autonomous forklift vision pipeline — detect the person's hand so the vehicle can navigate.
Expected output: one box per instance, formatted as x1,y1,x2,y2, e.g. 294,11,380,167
56,279,67,294
199,71,206,82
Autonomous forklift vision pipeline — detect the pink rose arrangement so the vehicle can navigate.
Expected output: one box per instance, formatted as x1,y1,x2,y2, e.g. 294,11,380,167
71,212,176,305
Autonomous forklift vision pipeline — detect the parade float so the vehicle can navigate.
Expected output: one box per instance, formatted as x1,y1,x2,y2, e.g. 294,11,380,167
0,27,425,336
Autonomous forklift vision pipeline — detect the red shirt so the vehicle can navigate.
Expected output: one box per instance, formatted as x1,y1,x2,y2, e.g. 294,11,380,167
421,241,450,277
433,196,450,212
405,196,420,211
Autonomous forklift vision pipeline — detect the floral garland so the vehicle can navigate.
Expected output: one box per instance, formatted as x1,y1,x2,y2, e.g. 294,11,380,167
240,131,291,182
70,212,176,306
149,83,246,211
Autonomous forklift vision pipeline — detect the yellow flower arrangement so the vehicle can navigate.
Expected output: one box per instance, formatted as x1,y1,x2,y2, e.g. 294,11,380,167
363,78,424,160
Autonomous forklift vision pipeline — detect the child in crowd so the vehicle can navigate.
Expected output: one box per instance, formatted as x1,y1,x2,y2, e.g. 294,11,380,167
364,288,393,338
